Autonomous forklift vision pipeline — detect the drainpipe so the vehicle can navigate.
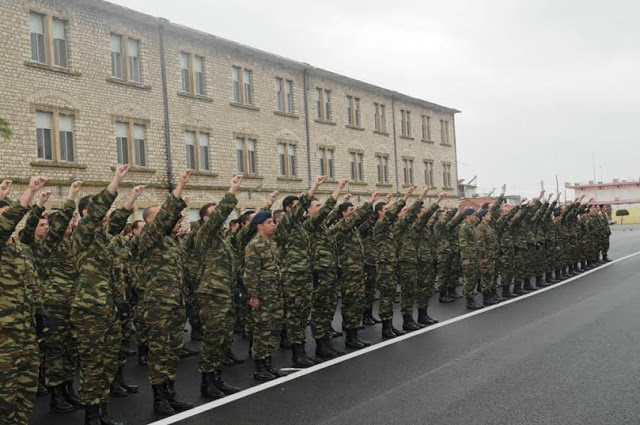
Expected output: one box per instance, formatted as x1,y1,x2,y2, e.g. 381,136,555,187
158,19,174,192
391,95,400,194
303,68,312,186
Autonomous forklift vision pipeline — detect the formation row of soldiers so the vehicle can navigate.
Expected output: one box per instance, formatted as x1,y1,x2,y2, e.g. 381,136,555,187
0,168,611,425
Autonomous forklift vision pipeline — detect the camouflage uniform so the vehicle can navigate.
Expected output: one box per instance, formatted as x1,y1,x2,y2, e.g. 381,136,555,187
69,190,121,406
374,199,406,322
459,219,480,299
273,195,312,346
136,194,187,387
412,203,440,310
434,209,464,295
195,193,238,373
183,222,203,338
0,204,39,425
304,197,338,342
244,234,283,360
475,220,497,293
360,215,378,316
495,206,518,290
395,200,425,316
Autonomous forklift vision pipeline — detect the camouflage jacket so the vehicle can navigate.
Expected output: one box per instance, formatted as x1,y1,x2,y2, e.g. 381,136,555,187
303,197,338,272
435,209,464,256
243,234,281,300
137,194,187,306
395,200,424,264
408,202,439,265
475,221,497,260
331,202,373,275
274,195,312,274
195,192,238,294
374,199,406,265
458,220,478,262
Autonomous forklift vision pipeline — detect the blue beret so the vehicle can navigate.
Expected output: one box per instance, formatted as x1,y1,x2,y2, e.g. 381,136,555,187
251,211,272,225
462,208,476,216
553,209,562,217
481,203,490,209
476,209,488,218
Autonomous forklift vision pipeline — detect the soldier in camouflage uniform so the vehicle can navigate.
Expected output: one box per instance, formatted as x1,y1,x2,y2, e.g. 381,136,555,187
183,218,203,343
273,176,325,367
136,170,194,416
374,186,414,338
195,175,243,400
475,208,498,306
305,179,347,358
245,211,287,381
434,207,465,303
333,192,379,349
0,177,48,425
459,208,483,310
21,182,81,413
599,205,612,262
129,220,149,366
360,196,380,326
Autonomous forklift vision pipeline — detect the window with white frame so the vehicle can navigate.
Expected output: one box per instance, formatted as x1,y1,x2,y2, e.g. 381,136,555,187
440,120,450,144
315,88,332,121
180,53,206,96
29,13,46,64
30,12,69,68
424,160,434,186
275,77,294,114
318,147,335,179
402,158,414,185
185,131,210,171
231,66,254,105
442,162,452,188
35,110,75,162
236,137,257,175
346,95,361,127
375,154,389,184
401,109,412,137
374,102,387,132
278,141,296,177
115,120,147,166
110,34,142,83
349,151,364,182
52,18,67,68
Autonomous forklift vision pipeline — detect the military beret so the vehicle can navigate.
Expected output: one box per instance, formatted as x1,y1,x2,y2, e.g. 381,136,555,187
462,208,476,216
476,209,488,218
481,203,490,209
251,210,272,225
553,209,562,217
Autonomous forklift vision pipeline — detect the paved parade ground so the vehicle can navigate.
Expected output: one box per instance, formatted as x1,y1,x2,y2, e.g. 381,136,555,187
31,225,640,425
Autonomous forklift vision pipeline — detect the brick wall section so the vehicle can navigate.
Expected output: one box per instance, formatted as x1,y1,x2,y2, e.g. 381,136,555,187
0,0,460,219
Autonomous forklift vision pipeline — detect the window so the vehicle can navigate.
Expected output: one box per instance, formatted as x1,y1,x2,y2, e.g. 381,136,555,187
180,53,206,95
440,120,450,144
346,95,361,127
424,160,434,186
400,109,412,137
315,88,332,121
231,66,254,105
318,147,335,179
349,151,364,182
403,158,414,185
115,121,147,166
30,12,69,68
236,137,257,175
374,103,387,132
35,110,75,162
278,142,297,177
185,131,210,171
275,77,294,113
442,163,452,188
421,115,432,141
110,34,142,83
376,154,389,184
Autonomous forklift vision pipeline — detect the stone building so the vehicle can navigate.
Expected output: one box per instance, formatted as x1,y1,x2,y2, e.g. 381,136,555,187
566,179,640,224
0,0,460,222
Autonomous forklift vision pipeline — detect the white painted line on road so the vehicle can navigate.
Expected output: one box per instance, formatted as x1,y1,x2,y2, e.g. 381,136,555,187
148,250,640,425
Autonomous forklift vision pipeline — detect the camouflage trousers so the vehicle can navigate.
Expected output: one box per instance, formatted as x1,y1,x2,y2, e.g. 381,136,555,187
479,259,495,292
376,262,396,322
0,331,38,425
43,305,78,387
71,306,120,405
498,249,516,288
311,268,339,340
363,263,377,310
600,236,610,258
144,302,184,386
514,247,528,281
533,245,546,276
417,260,437,309
198,289,235,373
252,287,284,361
133,289,148,347
399,261,419,315
436,251,453,291
119,314,135,368
341,267,366,330
283,271,313,345
462,261,480,299
186,278,202,333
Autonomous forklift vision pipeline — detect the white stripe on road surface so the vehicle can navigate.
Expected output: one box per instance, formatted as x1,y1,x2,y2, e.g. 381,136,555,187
149,250,640,425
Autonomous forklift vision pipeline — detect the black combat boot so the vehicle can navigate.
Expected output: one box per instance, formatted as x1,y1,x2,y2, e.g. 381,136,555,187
482,291,497,306
492,288,504,303
512,282,526,295
448,287,462,299
115,366,138,394
84,404,101,425
253,359,277,381
37,379,49,397
465,297,483,310
99,401,124,425
315,338,337,359
536,275,549,288
546,272,558,284
137,345,149,366
523,278,537,291
265,357,287,377
291,343,315,368
212,370,241,395
502,284,517,298
417,308,438,325
200,373,224,399
345,329,367,349
224,348,245,366
381,320,398,338
402,314,422,331
166,380,194,410
327,338,346,356
603,255,611,262
330,325,343,338
439,290,454,303
279,329,291,349
562,267,570,278
109,379,128,398
555,270,565,281
190,324,204,342
362,308,377,326
50,384,74,413
152,384,175,415
62,380,82,409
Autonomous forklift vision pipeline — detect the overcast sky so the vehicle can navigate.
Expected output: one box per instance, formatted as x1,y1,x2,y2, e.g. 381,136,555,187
111,0,640,199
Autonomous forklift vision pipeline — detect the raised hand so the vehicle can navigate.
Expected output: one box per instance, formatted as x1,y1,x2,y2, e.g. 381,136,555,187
68,181,83,200
230,174,243,194
29,176,48,192
125,185,145,210
37,191,52,208
385,193,393,203
267,190,279,206
370,191,381,204
0,180,12,199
